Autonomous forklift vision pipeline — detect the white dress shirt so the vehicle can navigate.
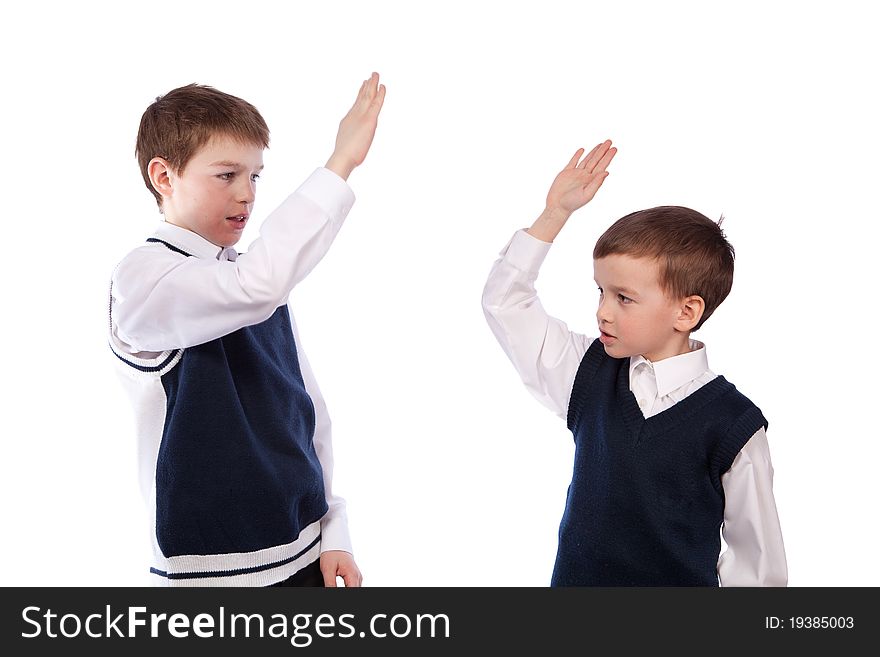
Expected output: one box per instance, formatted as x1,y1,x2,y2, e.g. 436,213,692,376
110,166,355,556
482,229,787,586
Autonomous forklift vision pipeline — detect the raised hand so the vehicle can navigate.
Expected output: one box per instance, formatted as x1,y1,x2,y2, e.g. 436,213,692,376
325,72,386,180
546,140,617,214
528,140,617,243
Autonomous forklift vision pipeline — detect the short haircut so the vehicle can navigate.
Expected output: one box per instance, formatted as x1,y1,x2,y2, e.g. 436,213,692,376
593,206,734,331
135,83,270,207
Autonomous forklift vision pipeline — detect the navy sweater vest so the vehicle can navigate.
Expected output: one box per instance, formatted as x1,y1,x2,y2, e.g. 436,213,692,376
553,339,767,586
150,240,328,558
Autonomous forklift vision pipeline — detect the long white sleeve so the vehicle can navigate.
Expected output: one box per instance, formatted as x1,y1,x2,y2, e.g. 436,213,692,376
289,306,352,555
718,429,788,586
481,229,592,418
112,167,354,352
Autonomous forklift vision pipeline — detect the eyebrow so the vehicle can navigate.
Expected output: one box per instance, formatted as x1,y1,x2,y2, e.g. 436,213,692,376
595,281,640,296
209,160,265,171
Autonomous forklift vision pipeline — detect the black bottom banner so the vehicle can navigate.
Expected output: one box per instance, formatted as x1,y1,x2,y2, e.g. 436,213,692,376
3,587,873,654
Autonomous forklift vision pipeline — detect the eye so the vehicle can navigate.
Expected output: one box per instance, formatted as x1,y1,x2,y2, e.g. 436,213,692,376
218,172,235,181
617,293,633,304
597,287,604,297
251,173,261,182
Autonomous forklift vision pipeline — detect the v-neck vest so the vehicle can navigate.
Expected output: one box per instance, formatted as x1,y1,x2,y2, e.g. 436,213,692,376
147,239,328,561
554,339,767,586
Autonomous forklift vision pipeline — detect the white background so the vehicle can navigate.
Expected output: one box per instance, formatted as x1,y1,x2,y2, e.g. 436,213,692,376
2,0,877,586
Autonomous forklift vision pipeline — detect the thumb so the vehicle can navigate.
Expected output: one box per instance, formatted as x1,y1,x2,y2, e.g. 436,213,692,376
321,563,338,587
580,171,609,203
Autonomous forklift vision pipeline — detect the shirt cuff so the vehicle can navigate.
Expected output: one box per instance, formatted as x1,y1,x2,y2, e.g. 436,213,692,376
294,167,356,221
500,228,553,274
320,510,353,555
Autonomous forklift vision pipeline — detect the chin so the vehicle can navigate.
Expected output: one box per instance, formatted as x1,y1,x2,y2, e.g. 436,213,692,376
603,343,636,360
601,343,622,357
215,235,241,248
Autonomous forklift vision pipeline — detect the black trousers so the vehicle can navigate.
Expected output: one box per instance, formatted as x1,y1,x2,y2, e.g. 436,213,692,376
268,559,324,587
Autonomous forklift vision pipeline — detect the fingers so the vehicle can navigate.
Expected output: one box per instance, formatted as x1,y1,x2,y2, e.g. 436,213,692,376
355,81,368,107
372,83,386,114
352,73,375,109
566,148,585,169
361,72,379,103
580,139,613,171
353,73,384,117
340,564,363,588
577,142,604,169
319,552,362,587
593,144,617,173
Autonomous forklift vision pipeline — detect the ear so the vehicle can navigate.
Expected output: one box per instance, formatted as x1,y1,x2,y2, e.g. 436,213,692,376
674,295,705,332
147,157,175,204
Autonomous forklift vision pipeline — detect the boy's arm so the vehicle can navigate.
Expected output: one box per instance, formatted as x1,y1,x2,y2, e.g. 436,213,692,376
113,172,353,352
717,429,788,586
481,230,593,418
480,142,616,418
113,74,385,353
526,140,616,242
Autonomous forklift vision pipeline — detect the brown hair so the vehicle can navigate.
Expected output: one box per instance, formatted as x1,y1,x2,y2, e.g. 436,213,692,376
135,84,270,208
593,206,734,331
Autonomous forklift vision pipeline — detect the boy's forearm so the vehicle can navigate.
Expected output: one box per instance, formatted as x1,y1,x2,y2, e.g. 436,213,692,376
527,206,573,243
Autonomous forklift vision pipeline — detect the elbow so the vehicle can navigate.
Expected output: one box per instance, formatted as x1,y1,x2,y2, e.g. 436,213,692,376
228,265,289,309
112,299,154,353
481,283,502,319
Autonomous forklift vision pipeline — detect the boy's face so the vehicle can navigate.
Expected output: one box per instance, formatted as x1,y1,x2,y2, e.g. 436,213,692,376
159,135,264,248
593,254,692,363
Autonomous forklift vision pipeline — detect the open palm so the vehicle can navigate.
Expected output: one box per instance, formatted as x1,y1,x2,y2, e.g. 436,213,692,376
546,140,617,214
325,73,386,180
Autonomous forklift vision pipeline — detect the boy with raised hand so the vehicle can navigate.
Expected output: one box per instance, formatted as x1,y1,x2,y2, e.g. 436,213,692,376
482,141,786,586
109,73,385,587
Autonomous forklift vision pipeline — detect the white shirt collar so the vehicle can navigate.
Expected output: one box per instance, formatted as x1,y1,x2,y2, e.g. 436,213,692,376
629,339,710,397
152,221,238,261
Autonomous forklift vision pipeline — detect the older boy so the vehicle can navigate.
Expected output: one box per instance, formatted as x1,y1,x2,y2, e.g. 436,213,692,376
109,74,385,586
482,141,787,586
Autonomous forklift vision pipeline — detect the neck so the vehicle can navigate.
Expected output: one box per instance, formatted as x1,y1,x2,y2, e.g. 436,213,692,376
642,334,692,363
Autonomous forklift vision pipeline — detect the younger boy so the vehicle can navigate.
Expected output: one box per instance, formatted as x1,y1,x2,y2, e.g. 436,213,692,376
482,141,787,586
109,74,385,586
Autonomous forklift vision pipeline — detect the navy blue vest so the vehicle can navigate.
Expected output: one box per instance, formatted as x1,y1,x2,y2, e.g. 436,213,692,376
151,240,328,558
553,339,767,586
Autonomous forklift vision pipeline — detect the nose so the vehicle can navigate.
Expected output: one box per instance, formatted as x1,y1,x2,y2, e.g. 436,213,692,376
237,177,256,205
596,294,613,326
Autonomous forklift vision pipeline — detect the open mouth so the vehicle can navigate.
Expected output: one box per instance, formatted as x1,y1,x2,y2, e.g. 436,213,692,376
226,214,248,226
